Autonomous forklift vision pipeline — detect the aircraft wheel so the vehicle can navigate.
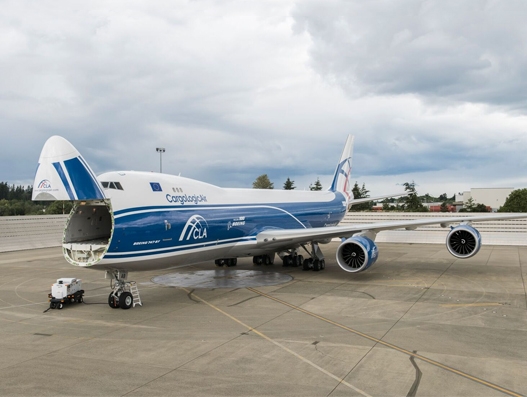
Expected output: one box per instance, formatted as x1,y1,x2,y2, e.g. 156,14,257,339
297,255,304,267
313,260,321,272
282,255,293,267
320,259,326,270
264,255,271,265
291,255,299,267
215,259,223,267
119,292,133,310
302,258,312,271
108,293,119,309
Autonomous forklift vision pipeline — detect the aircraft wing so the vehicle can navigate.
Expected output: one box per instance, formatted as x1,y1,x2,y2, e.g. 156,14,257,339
348,192,407,207
255,213,527,248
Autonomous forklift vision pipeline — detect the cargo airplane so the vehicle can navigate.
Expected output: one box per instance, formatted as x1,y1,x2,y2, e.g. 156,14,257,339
32,135,527,309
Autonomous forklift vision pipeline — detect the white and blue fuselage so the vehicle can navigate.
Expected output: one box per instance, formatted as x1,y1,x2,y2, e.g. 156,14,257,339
61,170,347,271
33,135,354,273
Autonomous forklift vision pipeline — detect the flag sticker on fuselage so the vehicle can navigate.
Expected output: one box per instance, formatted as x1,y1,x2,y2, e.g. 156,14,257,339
150,182,162,192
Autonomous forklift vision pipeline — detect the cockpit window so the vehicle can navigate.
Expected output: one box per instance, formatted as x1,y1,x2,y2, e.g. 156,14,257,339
101,182,123,190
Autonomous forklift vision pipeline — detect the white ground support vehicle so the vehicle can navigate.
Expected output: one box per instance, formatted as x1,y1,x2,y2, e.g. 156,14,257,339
48,278,84,310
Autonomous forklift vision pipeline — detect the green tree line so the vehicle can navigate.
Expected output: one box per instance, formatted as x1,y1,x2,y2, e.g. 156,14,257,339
0,182,72,216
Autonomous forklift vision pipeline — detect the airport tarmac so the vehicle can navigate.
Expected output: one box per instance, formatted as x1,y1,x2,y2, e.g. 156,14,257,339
0,242,526,397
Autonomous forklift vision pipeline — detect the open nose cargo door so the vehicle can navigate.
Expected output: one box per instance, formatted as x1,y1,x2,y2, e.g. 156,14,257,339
32,136,113,267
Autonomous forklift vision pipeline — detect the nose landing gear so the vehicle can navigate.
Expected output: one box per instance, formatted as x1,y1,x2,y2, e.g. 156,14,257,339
106,270,142,309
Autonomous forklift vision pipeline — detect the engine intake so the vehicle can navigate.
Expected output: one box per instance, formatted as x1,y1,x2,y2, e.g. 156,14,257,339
336,236,378,273
446,224,481,259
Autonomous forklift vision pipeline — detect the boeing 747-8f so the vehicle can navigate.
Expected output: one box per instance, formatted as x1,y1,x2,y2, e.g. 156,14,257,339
32,135,527,309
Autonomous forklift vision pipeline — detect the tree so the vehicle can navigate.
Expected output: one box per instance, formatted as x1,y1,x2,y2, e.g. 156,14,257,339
439,193,448,201
350,181,372,211
464,197,476,212
0,182,48,216
499,188,527,212
382,199,395,211
473,203,490,212
309,178,322,191
401,181,428,212
460,197,490,212
252,174,274,189
46,201,74,214
283,177,295,190
440,202,449,212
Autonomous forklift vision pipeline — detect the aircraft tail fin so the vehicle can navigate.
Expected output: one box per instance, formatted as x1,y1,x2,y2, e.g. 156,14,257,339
329,135,354,203
32,136,106,201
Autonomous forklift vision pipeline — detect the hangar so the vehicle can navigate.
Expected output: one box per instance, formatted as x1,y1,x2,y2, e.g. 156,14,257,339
455,187,514,212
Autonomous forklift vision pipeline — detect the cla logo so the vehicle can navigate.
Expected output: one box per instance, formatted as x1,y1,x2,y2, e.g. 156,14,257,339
38,180,52,189
179,215,208,241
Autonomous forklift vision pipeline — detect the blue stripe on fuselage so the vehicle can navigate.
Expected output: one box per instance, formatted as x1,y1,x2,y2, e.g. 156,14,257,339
63,157,105,200
107,194,347,258
52,162,75,200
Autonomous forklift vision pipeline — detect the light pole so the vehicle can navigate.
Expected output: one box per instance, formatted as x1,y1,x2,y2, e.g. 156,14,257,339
156,147,165,173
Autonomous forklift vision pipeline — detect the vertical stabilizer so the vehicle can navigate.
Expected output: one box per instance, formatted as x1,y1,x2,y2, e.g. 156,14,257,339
32,136,105,201
329,135,354,203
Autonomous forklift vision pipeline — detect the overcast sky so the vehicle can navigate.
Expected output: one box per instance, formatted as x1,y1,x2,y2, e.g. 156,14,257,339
2,0,527,197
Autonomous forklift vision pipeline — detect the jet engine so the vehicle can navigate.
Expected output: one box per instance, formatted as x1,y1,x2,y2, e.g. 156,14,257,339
336,235,378,273
446,224,481,259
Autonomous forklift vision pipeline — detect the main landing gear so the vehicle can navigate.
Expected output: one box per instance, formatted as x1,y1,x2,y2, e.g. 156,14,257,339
215,258,238,267
106,270,142,310
295,243,326,271
260,243,327,271
252,254,275,266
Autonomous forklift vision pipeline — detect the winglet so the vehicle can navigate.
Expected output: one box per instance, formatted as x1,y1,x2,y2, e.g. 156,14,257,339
329,135,354,203
32,136,105,201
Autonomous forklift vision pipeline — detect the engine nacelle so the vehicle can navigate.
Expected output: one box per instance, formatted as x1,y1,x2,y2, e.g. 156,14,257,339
446,224,482,259
336,236,378,273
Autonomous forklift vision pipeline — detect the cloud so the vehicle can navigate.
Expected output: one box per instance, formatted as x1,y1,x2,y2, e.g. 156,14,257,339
1,1,527,197
292,0,527,108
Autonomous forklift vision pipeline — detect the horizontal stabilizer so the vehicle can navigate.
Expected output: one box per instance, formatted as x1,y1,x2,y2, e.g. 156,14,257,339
32,136,105,201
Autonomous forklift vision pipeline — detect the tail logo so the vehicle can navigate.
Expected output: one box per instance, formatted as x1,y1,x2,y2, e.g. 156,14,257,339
179,215,209,241
330,157,352,200
37,180,52,189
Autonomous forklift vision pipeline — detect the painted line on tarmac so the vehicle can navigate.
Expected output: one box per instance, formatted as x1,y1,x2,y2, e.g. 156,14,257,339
440,302,503,307
182,287,372,397
247,287,523,397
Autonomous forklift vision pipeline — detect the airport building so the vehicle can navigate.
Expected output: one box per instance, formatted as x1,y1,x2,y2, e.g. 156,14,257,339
455,187,514,212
